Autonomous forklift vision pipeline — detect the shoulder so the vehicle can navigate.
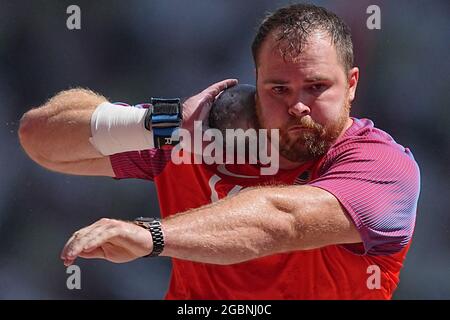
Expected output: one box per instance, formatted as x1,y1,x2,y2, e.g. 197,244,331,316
309,119,420,255
320,118,420,177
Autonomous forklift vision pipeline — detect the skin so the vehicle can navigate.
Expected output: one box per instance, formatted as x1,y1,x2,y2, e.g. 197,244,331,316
18,89,113,176
256,31,359,168
18,80,236,176
19,31,362,267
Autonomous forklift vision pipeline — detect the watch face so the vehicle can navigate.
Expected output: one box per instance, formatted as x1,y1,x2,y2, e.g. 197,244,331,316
135,217,155,223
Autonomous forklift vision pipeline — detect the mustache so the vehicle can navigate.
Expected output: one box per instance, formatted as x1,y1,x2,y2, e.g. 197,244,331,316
289,116,323,131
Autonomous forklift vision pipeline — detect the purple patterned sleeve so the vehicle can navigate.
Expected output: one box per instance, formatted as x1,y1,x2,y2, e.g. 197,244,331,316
110,149,172,181
309,135,421,256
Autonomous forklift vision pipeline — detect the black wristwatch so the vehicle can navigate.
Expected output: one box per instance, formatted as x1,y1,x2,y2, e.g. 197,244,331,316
144,98,182,148
133,217,165,257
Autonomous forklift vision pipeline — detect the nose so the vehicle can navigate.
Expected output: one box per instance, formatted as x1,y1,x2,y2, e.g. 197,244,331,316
288,101,310,118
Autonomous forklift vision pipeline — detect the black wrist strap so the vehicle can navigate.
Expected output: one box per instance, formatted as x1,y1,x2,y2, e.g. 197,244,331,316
149,219,164,257
144,107,153,131
134,217,165,257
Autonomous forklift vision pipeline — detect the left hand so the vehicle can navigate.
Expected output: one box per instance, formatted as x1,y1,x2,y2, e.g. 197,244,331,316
60,218,153,266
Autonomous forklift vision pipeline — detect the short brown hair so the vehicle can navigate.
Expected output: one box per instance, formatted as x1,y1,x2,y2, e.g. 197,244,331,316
252,3,354,72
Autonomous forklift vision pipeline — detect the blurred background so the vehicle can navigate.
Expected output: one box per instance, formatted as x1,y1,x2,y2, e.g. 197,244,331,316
0,0,449,299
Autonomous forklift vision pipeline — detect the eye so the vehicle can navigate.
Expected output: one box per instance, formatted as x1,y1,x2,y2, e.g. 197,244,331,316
308,84,328,93
272,86,288,95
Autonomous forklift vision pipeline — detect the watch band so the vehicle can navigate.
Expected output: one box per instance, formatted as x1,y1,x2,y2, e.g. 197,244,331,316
145,98,182,148
133,217,165,257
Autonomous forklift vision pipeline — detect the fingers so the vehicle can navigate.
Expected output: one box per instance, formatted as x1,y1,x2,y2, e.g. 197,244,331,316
64,248,105,267
202,79,238,99
61,218,117,265
61,221,102,259
81,227,115,253
197,79,238,121
60,224,97,260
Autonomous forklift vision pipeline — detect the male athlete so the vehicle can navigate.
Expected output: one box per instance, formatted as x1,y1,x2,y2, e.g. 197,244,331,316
19,4,420,299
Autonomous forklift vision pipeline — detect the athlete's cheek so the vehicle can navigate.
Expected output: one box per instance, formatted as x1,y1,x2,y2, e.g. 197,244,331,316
309,101,337,125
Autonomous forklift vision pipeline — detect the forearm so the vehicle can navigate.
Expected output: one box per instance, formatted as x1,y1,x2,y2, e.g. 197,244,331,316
19,79,237,172
161,185,360,265
161,187,299,265
19,88,107,163
60,185,360,266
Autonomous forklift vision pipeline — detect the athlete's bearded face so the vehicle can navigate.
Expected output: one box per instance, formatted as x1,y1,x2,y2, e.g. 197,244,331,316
257,98,350,162
255,31,359,163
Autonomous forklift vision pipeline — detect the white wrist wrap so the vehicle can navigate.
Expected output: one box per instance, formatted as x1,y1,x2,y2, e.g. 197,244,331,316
89,102,154,155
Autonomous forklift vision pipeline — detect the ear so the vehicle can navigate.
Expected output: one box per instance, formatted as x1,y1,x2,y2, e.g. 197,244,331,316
347,67,359,103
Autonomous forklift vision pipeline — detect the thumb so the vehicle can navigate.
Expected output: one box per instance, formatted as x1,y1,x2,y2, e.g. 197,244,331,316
201,78,238,99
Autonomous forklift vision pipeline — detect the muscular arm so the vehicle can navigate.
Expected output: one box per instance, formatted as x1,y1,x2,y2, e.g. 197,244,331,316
18,88,115,176
61,185,362,266
19,79,237,177
161,185,361,264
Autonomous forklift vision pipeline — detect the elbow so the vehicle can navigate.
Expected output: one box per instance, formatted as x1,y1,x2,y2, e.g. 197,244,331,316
18,110,36,154
18,109,49,165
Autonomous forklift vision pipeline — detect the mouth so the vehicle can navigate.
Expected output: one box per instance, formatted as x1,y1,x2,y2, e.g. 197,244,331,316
288,126,314,133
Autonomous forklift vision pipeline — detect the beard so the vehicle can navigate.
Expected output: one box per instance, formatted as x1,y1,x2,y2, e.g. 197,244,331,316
256,98,350,163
